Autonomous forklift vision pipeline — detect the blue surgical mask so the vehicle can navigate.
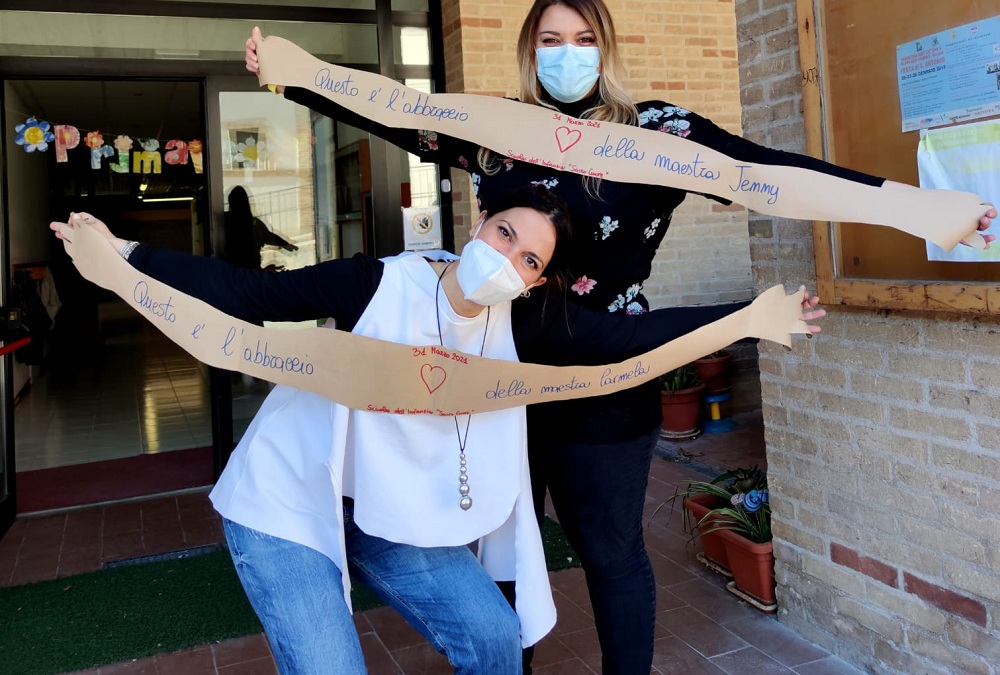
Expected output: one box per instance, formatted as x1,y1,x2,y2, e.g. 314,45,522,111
535,44,601,103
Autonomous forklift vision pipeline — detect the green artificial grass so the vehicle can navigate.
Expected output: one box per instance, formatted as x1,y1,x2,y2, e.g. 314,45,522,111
0,518,579,675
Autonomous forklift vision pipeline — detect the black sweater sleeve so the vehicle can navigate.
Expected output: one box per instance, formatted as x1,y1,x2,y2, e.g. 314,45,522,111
512,294,750,366
639,101,885,187
283,86,482,173
131,245,744,367
127,246,383,331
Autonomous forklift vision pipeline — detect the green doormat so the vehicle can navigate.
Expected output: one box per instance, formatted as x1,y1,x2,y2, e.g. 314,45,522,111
0,517,579,675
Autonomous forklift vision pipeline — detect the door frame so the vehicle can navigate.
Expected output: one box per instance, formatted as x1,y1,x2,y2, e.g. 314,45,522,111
0,80,15,535
0,60,227,532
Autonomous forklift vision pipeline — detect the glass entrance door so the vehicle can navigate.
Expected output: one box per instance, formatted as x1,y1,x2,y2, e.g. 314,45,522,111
3,78,211,515
209,79,384,453
210,77,445,456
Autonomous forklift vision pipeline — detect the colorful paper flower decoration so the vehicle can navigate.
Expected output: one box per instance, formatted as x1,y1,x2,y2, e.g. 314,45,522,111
84,131,105,149
15,117,55,153
111,135,133,173
232,137,263,168
188,140,204,174
13,113,206,177
85,131,115,169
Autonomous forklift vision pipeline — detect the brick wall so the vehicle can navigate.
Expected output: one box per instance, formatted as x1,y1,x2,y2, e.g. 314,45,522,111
734,0,1000,672
439,0,752,310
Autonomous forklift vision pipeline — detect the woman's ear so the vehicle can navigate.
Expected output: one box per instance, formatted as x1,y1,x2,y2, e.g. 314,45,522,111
469,210,489,239
526,275,547,292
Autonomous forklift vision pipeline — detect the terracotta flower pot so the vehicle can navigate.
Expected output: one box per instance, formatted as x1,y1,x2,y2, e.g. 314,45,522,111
693,352,733,394
683,494,731,574
719,528,776,606
660,383,705,439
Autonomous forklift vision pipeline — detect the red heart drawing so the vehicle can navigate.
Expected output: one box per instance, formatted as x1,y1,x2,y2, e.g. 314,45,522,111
420,364,447,394
555,126,582,153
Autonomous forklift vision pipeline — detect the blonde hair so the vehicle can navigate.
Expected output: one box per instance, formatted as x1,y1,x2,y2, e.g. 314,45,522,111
478,0,637,194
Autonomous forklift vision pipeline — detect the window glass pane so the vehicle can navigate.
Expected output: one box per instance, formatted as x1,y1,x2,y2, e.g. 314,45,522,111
220,92,319,276
401,79,439,208
394,26,430,66
218,90,375,439
392,0,429,10
220,91,309,437
170,0,376,7
328,124,373,261
0,11,378,64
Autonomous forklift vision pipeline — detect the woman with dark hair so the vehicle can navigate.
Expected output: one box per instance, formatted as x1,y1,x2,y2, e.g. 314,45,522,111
53,186,825,674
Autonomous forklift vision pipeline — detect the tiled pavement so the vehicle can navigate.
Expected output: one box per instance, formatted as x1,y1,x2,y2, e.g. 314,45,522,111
1,413,864,674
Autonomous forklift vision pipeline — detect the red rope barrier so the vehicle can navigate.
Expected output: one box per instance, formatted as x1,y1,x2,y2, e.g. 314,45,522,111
0,336,32,357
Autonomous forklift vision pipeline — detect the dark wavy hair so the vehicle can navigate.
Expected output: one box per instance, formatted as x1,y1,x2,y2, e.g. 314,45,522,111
483,184,573,300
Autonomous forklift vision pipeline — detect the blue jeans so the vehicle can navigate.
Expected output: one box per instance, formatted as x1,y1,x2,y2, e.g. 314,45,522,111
527,427,659,675
223,515,521,674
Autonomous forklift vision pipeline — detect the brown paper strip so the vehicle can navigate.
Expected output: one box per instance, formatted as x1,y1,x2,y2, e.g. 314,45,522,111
60,221,809,416
256,36,988,251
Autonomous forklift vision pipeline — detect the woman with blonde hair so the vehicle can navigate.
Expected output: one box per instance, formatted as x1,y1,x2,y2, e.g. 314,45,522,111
245,1,994,671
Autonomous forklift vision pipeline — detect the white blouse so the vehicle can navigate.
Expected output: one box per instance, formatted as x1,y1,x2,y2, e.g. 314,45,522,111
209,252,556,647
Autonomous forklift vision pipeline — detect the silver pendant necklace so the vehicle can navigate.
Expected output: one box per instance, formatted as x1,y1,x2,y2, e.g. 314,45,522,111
435,262,489,511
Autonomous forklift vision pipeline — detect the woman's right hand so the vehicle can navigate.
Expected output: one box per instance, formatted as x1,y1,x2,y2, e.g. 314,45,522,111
246,26,285,94
245,26,262,75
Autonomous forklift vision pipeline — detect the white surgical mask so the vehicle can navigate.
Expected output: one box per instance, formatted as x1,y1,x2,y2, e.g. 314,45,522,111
536,44,600,103
456,226,526,306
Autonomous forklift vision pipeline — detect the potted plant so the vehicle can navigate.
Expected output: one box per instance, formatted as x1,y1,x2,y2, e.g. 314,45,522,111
659,365,704,439
679,491,733,577
692,349,733,394
674,466,776,610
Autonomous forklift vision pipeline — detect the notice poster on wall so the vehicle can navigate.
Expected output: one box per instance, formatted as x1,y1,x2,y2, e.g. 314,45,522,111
919,119,1000,262
402,206,442,251
896,15,1000,132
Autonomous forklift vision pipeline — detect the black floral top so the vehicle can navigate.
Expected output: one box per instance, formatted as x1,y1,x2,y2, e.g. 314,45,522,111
285,87,884,442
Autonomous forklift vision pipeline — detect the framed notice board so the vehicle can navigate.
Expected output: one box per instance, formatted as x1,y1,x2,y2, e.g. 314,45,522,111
797,0,1000,314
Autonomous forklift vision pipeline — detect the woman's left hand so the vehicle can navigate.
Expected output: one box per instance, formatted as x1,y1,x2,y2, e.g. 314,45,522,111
50,212,126,251
974,205,997,247
957,205,997,249
799,286,826,335
883,182,995,249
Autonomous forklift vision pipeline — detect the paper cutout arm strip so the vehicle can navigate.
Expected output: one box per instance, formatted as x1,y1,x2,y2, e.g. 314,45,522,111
255,36,990,252
57,219,811,416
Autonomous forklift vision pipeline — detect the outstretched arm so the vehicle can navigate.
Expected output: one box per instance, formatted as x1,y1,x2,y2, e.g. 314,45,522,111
879,181,995,246
49,216,823,414
671,104,996,244
50,213,377,328
514,288,823,366
253,218,298,251
245,26,482,173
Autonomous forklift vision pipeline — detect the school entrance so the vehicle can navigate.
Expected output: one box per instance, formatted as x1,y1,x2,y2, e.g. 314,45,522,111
0,1,445,535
